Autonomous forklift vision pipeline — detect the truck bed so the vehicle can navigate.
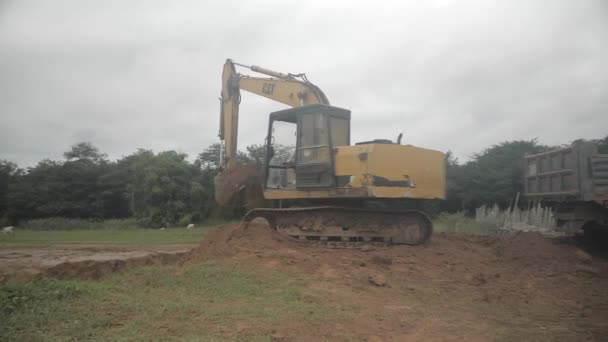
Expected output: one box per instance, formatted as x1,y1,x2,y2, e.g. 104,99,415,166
524,142,608,205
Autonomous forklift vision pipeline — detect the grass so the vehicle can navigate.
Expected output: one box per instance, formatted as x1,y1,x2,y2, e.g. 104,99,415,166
433,212,497,235
0,226,212,248
0,261,332,341
0,217,234,248
1,213,498,248
17,218,140,231
433,206,558,236
0,228,212,248
16,217,230,231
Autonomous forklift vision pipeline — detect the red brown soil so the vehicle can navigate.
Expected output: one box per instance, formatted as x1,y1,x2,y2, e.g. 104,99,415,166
185,220,608,341
2,222,606,341
0,245,193,283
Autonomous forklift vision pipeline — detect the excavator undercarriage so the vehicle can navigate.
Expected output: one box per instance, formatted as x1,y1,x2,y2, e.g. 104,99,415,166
243,206,433,247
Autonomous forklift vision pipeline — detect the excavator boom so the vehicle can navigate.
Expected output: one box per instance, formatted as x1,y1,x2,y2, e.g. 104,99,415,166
216,59,328,206
219,59,328,169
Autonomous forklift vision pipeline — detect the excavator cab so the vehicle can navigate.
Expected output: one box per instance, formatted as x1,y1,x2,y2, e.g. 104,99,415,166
264,104,350,190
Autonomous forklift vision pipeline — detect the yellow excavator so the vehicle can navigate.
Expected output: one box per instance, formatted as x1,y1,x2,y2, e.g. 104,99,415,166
215,59,446,245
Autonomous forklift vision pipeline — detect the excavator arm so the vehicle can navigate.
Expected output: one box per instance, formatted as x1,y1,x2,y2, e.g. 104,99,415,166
219,59,329,170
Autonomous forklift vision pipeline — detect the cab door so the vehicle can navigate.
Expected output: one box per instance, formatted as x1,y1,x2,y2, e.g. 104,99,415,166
296,112,335,188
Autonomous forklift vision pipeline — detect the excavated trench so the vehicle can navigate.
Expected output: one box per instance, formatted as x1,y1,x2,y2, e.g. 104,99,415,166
0,245,193,284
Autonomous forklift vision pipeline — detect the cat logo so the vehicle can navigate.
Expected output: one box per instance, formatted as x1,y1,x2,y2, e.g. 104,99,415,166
262,82,275,95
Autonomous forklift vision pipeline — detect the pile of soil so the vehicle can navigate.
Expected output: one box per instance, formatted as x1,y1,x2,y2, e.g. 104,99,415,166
185,219,296,260
184,220,608,341
186,220,600,280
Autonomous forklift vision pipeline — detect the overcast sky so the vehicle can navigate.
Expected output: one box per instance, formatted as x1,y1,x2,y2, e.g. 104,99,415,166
1,0,607,167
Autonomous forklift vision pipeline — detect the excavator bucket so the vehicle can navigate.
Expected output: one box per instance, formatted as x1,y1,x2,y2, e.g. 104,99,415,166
214,164,265,209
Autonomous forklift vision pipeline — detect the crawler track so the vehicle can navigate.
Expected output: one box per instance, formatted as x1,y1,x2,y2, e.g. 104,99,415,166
242,206,433,246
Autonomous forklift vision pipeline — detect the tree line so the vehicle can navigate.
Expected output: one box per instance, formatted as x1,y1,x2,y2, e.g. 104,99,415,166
0,142,262,228
0,137,606,227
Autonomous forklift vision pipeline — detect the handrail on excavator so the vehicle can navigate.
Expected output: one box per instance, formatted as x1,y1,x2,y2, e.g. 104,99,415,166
231,60,294,80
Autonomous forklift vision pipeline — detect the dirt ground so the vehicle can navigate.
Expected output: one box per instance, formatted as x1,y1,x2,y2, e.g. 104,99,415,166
1,222,607,341
185,220,608,341
0,244,194,283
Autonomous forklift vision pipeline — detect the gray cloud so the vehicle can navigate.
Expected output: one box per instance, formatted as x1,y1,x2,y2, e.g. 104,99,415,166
1,0,607,166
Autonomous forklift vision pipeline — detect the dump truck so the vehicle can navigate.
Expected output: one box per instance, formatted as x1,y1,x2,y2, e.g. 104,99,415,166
214,59,446,246
524,141,608,234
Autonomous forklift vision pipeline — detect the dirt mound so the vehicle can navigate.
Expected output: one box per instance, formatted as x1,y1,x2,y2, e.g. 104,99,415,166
187,221,605,277
496,231,576,261
186,220,608,289
185,219,297,262
183,220,608,340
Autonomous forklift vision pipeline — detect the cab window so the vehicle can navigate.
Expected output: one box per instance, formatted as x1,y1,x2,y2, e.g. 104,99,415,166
298,113,330,164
